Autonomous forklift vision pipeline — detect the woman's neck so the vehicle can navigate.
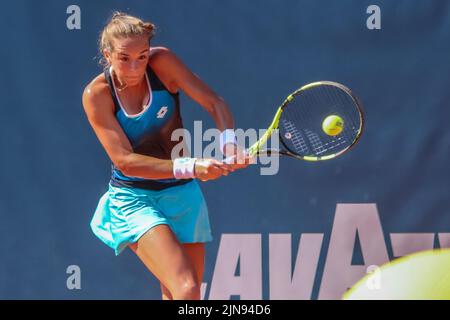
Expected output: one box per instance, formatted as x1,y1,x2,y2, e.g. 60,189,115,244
113,71,144,94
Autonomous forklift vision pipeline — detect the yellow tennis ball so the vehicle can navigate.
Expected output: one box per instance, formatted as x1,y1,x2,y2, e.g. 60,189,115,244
322,115,344,136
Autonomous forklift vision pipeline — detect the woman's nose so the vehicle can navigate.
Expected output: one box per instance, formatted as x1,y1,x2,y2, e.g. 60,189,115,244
130,60,138,70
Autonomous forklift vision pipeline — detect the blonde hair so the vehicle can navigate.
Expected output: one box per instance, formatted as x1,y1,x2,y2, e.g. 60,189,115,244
99,11,156,67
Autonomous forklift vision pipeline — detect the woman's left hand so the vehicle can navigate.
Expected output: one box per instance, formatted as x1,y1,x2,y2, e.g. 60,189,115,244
222,143,255,170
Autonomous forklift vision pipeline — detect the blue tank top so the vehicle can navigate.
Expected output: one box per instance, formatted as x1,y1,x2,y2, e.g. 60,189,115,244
104,65,193,190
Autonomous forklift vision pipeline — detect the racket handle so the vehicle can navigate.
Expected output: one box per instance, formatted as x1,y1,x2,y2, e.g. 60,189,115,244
223,149,256,165
223,155,237,165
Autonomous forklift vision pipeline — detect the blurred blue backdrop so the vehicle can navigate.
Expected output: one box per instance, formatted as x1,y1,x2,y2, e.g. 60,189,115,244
0,0,449,299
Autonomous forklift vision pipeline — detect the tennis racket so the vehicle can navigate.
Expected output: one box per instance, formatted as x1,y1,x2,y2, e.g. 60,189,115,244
225,81,364,163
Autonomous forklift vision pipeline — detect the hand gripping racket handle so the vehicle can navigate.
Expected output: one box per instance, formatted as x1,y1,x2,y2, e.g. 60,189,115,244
223,149,257,165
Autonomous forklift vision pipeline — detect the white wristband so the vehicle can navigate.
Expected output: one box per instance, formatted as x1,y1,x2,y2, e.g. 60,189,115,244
173,157,197,179
220,129,237,153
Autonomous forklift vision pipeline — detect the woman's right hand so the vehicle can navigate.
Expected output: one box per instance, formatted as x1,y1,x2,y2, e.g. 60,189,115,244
194,158,234,182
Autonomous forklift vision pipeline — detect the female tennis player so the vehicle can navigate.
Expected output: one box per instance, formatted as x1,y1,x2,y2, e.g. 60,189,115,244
82,12,249,300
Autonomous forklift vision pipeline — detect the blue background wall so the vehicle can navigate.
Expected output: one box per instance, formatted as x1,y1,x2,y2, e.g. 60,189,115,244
0,0,449,299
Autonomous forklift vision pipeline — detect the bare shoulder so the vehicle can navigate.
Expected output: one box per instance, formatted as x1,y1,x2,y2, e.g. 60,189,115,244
149,47,181,92
149,46,183,68
149,46,172,60
82,73,114,114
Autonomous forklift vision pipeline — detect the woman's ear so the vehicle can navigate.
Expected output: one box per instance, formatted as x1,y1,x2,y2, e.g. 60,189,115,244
103,49,112,65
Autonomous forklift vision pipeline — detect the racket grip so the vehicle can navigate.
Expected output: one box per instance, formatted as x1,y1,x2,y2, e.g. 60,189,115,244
223,155,237,165
223,149,256,165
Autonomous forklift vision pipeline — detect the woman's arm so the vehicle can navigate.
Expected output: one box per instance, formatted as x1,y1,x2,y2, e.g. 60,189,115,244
82,79,230,181
149,47,234,132
82,81,175,179
150,47,251,165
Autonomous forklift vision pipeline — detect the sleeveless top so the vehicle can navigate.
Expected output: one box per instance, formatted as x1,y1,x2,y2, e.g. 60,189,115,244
104,65,193,190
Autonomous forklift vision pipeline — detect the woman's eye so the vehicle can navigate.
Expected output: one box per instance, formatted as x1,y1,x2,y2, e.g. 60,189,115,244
119,57,128,62
139,55,147,60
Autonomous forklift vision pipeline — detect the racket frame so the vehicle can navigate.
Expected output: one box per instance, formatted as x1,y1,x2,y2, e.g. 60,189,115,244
249,81,365,162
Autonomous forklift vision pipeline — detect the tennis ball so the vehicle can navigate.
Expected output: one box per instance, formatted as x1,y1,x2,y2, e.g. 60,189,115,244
322,115,344,136
342,249,450,300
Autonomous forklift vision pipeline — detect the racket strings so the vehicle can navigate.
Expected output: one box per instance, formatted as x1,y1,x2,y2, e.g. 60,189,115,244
281,119,309,154
327,85,360,143
322,86,353,150
279,84,362,158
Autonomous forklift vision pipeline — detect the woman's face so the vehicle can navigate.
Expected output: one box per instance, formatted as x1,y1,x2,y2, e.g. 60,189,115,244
104,35,150,87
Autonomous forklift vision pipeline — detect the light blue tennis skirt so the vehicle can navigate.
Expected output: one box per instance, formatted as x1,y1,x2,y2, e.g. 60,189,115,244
90,180,213,255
